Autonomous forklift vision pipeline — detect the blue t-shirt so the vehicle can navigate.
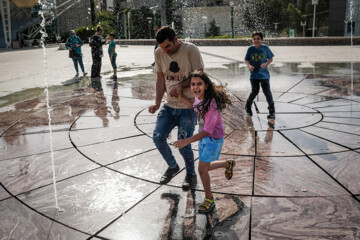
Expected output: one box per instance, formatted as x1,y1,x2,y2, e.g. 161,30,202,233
245,44,274,80
108,40,117,57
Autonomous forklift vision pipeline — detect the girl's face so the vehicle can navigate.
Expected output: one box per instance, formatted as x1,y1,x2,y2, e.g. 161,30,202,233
191,77,207,100
252,35,263,48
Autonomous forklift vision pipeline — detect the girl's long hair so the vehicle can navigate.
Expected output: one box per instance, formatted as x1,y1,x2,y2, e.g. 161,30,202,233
191,71,231,118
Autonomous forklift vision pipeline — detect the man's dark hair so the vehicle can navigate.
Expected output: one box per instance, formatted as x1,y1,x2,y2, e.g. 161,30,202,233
252,31,263,39
156,26,176,44
109,33,115,38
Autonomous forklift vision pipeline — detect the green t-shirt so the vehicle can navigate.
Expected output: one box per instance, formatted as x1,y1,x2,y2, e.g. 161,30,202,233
108,40,117,57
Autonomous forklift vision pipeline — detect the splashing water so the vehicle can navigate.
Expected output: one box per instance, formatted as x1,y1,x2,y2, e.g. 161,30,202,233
38,0,62,212
349,0,354,99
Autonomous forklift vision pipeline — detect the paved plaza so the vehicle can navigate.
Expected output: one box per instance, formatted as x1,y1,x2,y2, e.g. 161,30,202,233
0,44,360,239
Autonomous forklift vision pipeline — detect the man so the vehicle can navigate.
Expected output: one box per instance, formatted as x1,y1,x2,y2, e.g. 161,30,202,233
90,25,106,78
148,26,204,190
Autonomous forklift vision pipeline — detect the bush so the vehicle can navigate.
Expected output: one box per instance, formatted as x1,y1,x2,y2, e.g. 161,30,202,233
60,25,96,43
74,26,96,43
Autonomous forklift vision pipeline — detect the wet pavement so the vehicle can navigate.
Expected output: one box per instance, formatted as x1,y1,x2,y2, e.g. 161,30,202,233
0,45,360,239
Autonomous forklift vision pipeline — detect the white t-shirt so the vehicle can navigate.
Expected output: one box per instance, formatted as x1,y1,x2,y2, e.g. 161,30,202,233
155,41,204,109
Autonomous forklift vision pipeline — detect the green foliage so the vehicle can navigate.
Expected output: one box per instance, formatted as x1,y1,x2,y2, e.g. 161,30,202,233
95,10,116,36
129,6,153,39
74,26,96,42
206,19,221,37
282,3,305,33
243,0,303,33
305,0,329,35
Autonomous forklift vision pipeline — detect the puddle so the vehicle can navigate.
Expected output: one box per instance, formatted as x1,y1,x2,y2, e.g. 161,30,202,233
0,62,359,109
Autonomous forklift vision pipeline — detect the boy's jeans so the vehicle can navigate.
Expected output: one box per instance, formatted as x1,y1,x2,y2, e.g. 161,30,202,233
246,78,274,109
153,105,197,175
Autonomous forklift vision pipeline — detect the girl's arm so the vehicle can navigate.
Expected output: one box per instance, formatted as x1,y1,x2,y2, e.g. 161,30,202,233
174,130,208,149
176,88,194,108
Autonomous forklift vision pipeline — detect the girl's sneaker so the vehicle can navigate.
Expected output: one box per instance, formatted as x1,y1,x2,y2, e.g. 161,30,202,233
75,73,79,77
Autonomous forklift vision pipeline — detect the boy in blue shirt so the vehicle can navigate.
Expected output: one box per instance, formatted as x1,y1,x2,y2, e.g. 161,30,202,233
244,31,275,119
108,33,117,79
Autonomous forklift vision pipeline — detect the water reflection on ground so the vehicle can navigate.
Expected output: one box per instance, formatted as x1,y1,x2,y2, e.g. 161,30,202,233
0,61,360,239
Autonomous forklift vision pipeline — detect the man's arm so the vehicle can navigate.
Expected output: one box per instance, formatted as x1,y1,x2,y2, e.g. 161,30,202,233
177,88,194,108
149,72,166,113
168,68,203,97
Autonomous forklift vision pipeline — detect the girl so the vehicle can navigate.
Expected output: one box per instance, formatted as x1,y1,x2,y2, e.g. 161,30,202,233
173,71,235,214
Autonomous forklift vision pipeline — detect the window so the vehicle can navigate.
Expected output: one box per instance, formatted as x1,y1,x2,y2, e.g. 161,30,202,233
206,0,223,6
347,22,355,33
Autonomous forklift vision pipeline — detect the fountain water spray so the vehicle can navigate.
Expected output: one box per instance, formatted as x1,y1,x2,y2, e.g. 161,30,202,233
349,0,354,99
38,0,63,212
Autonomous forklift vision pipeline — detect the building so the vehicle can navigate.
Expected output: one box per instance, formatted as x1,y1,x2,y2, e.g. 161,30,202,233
56,0,92,34
329,0,359,36
0,0,92,48
344,0,360,36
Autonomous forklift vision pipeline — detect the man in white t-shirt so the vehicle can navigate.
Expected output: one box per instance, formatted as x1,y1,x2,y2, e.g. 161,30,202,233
149,26,204,189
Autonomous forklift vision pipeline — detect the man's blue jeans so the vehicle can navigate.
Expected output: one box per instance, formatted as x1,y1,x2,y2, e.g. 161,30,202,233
246,78,274,109
153,105,197,175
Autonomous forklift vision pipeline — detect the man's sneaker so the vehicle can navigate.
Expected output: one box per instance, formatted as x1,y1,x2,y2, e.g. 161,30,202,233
245,106,253,116
75,73,79,77
83,72,88,77
182,173,197,190
159,165,180,184
109,75,114,79
267,107,275,119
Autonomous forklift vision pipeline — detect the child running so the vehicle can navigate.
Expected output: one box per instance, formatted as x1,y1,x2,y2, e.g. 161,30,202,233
244,31,275,118
173,71,235,214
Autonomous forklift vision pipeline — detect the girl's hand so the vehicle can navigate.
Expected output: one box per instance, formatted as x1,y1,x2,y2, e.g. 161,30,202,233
110,56,113,61
174,139,189,149
74,44,79,47
260,63,267,69
248,65,255,71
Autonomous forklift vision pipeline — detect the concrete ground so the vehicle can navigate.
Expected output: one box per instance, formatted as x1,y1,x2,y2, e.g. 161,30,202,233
0,44,360,239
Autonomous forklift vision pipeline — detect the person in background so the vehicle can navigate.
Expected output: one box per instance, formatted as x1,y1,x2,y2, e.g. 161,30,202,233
90,25,106,78
108,33,117,79
65,30,87,77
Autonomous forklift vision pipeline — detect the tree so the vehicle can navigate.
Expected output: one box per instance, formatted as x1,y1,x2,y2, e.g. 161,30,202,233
242,0,302,33
95,10,116,35
282,3,305,33
130,6,152,39
207,19,220,37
